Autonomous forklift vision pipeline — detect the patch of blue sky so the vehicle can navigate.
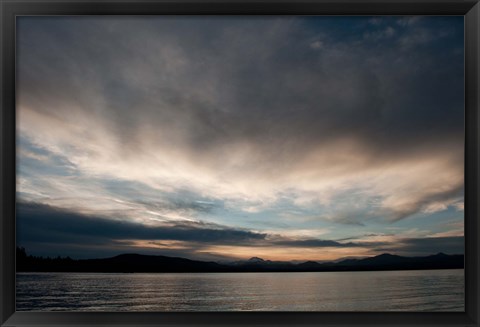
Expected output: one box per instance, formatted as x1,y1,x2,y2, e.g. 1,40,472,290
301,15,464,61
391,207,464,236
17,135,78,177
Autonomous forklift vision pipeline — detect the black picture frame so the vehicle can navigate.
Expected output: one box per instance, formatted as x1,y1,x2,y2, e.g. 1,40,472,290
1,0,479,326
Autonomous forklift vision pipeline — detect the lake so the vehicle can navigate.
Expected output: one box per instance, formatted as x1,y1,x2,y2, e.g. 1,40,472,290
16,269,464,311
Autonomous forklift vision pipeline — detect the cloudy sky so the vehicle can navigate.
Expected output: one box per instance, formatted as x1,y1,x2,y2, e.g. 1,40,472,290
16,16,464,261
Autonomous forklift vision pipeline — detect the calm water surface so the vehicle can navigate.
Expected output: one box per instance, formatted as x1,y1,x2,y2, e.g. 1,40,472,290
16,269,464,311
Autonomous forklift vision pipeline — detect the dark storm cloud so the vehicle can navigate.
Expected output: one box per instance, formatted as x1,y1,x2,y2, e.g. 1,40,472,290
17,202,371,248
17,202,379,258
17,202,266,245
17,16,464,158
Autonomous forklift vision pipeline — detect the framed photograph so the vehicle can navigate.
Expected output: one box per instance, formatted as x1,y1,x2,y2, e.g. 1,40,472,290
1,0,479,326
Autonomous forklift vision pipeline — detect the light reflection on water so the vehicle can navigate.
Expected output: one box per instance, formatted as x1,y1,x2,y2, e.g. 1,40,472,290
16,269,464,311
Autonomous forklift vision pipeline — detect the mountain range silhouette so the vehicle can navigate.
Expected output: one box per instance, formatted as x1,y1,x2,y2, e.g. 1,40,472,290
16,247,464,273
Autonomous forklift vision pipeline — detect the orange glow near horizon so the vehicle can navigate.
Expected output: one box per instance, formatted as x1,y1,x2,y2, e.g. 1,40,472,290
126,240,375,261
197,245,375,261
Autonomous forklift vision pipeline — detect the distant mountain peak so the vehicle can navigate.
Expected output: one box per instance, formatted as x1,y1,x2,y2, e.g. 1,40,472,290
248,257,265,263
433,252,447,257
113,253,140,258
377,253,398,257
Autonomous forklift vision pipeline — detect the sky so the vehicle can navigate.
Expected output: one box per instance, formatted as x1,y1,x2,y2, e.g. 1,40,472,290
16,16,465,261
